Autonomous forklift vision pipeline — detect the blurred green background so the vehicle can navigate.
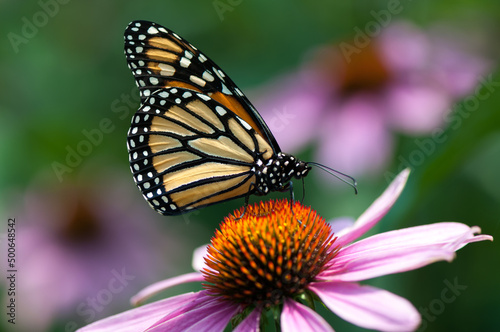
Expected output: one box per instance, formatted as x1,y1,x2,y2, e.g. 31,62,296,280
1,1,499,331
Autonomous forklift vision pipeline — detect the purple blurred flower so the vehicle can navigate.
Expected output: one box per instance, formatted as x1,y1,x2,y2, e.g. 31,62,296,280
253,21,489,176
3,174,183,331
77,169,492,332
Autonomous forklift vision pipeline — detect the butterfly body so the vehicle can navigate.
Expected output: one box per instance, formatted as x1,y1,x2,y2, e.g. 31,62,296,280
124,21,311,215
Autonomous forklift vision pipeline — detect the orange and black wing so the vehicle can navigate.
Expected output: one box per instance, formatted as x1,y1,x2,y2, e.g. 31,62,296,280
127,87,274,215
124,20,280,152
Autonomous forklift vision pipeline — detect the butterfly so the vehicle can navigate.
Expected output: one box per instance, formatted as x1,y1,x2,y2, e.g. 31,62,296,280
124,20,356,215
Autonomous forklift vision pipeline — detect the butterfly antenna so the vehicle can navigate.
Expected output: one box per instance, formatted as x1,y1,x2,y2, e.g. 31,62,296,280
307,162,358,194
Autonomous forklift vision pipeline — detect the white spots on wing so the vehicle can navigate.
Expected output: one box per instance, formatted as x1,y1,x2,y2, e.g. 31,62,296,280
214,68,225,81
175,98,181,104
158,63,175,76
182,91,193,99
142,105,151,113
221,83,232,95
215,106,227,116
197,93,211,101
180,57,191,68
150,77,159,85
189,75,206,87
138,34,146,40
147,26,159,34
158,27,168,33
235,88,244,96
136,46,143,53
199,54,208,63
184,50,193,59
237,117,252,130
158,91,169,98
202,71,215,82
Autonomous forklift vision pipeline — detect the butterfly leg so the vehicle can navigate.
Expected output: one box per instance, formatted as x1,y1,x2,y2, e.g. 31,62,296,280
236,183,255,220
288,181,296,216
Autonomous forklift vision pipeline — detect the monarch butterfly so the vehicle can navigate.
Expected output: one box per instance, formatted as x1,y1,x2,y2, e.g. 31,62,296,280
124,21,356,215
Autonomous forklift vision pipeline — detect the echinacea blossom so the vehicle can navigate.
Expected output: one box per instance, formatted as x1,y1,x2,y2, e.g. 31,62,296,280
77,169,492,332
253,21,489,176
3,173,183,331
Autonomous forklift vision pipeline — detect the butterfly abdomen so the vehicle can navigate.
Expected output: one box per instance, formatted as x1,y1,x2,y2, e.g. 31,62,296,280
253,152,311,196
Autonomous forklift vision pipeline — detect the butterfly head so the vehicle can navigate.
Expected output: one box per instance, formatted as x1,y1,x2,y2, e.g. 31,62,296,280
254,152,310,196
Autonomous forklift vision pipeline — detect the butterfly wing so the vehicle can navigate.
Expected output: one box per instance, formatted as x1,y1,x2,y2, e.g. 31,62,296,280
124,20,280,153
127,87,275,215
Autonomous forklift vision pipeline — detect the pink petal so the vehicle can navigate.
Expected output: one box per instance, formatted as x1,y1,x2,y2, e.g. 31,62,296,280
77,292,199,332
386,84,451,134
378,21,431,73
316,96,393,176
319,222,491,282
320,247,454,282
328,217,355,235
233,307,262,332
252,71,328,152
146,291,241,332
131,272,204,306
192,244,209,271
281,299,335,332
309,282,420,332
335,169,410,247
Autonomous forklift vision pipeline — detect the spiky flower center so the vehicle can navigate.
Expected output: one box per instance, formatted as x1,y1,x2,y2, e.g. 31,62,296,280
202,200,337,307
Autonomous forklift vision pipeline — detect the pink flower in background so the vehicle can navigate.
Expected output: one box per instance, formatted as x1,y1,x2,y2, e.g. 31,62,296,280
77,169,492,332
253,21,489,176
3,173,184,331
